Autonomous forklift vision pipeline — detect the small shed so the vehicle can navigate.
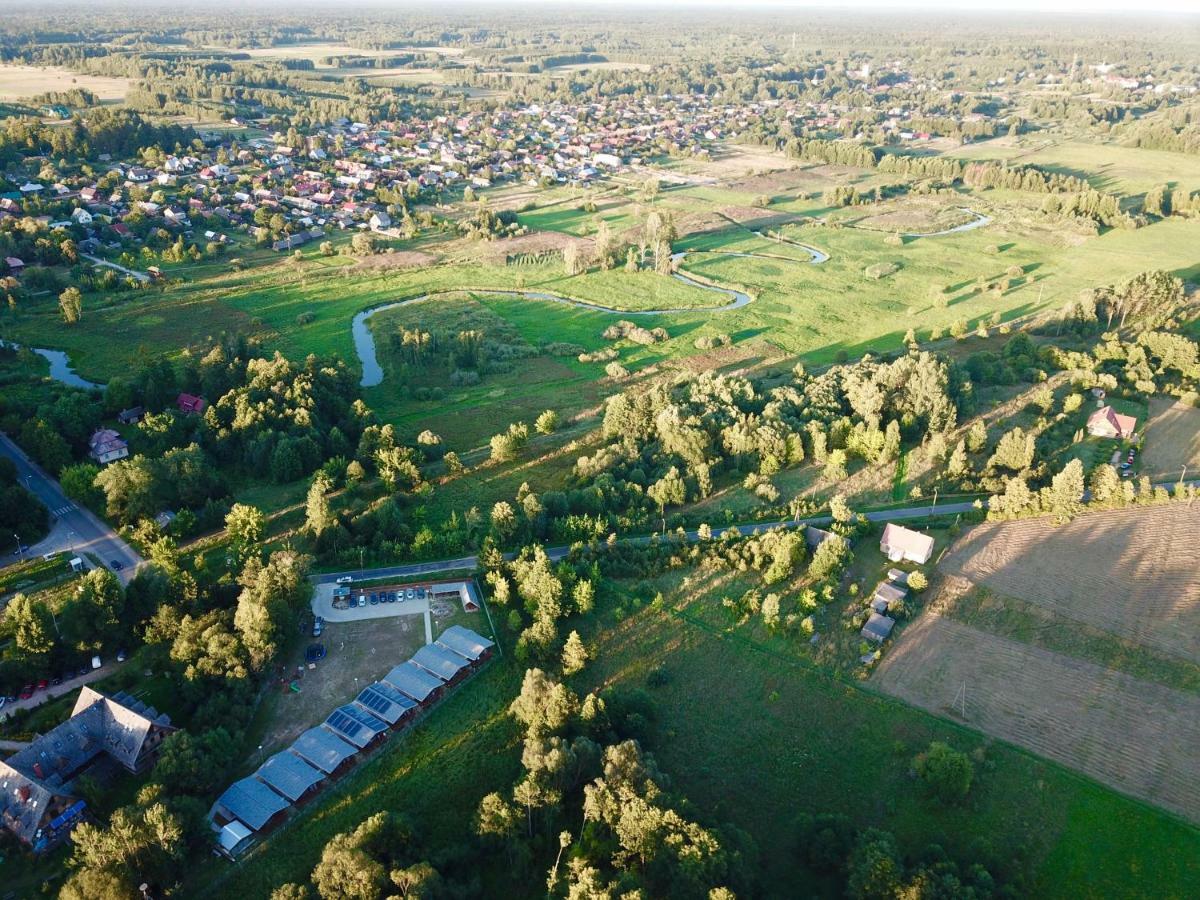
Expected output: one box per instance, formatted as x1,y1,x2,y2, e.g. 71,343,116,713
861,612,896,643
212,776,290,832
291,726,357,774
411,644,471,682
216,819,253,858
255,751,324,802
324,704,388,749
382,661,444,702
435,625,495,662
872,581,908,614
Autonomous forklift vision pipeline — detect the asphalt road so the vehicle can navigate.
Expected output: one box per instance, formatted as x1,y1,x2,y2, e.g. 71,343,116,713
312,499,984,586
0,432,143,584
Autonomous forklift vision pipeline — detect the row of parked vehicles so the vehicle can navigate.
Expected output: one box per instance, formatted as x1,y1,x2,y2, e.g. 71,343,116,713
2,651,126,707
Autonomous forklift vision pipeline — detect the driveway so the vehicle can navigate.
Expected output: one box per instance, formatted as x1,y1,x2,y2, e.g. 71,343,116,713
0,432,143,584
0,662,116,721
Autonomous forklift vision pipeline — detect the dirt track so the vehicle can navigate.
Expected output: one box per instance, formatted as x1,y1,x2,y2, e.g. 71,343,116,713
874,613,1200,824
939,505,1200,661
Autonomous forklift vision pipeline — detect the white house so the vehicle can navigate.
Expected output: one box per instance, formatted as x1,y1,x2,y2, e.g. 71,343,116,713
879,523,934,565
89,429,129,465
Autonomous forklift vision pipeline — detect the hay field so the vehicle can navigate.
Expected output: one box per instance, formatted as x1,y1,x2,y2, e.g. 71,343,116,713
1140,397,1200,480
873,613,1200,824
939,505,1200,661
0,65,130,101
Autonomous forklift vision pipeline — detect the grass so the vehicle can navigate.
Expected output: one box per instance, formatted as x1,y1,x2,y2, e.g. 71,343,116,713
581,567,1200,897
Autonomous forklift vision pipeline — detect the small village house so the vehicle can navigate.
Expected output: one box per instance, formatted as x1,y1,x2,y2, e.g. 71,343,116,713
88,428,129,465
1087,406,1137,440
879,523,934,564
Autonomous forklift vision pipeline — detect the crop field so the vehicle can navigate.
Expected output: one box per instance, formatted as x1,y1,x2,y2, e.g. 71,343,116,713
938,505,1200,661
0,64,130,101
1140,397,1200,480
873,612,1200,825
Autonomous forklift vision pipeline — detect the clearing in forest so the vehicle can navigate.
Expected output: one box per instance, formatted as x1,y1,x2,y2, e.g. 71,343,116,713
872,612,1200,825
938,504,1200,661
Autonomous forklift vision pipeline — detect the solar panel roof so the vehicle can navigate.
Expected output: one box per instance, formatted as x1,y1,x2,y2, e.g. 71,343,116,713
325,704,387,747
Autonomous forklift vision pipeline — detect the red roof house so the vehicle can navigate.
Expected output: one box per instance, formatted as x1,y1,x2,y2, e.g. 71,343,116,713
1086,406,1137,440
177,393,207,415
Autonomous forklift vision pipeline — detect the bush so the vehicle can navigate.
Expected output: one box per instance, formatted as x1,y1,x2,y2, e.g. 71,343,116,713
914,741,974,803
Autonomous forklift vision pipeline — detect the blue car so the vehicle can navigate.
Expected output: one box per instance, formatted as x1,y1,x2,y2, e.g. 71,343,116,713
369,593,379,605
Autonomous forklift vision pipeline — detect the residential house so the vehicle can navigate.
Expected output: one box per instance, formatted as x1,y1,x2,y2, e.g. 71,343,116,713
871,581,908,614
1087,406,1138,440
88,428,129,465
879,523,934,564
861,612,896,643
117,406,144,425
177,393,207,415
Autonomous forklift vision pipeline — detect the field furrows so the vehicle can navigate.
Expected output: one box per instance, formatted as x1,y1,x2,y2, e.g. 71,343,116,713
939,505,1200,661
874,614,1200,823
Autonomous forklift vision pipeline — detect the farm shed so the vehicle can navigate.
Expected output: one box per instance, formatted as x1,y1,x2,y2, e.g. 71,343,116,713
290,726,357,774
436,624,495,661
325,704,388,748
383,660,444,702
872,581,908,613
880,523,934,564
355,684,416,726
255,751,324,802
861,612,896,643
411,643,472,682
211,776,290,832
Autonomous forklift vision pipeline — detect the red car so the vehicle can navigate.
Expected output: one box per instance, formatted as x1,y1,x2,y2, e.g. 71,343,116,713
35,679,48,691
19,684,33,699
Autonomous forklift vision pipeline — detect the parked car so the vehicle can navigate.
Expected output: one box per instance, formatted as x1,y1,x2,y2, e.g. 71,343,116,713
110,559,124,571
36,679,48,691
76,666,88,678
19,685,33,700
416,587,427,599
91,655,102,670
358,594,366,607
406,587,415,600
0,697,6,711
116,649,127,663
369,593,379,605
50,675,62,686
336,575,354,584
389,591,398,603
312,617,324,637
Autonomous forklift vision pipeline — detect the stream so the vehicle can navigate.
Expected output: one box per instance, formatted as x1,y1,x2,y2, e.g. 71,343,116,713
0,339,105,390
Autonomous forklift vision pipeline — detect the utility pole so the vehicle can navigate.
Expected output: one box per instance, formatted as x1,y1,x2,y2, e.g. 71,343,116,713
929,486,938,520
12,533,22,560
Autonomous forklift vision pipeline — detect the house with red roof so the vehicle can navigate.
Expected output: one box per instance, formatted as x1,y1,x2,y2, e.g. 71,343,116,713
1086,405,1137,440
177,393,207,415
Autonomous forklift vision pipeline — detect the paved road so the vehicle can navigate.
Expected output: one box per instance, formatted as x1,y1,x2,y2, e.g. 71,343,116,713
0,662,116,722
0,433,143,584
313,500,984,586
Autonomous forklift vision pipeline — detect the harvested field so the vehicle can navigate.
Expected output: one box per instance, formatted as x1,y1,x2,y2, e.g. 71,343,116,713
452,230,589,265
1140,397,1200,480
874,613,1200,824
939,505,1200,661
718,206,797,229
0,65,130,101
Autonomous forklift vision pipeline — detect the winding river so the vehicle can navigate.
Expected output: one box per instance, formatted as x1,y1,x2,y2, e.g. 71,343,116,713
353,244,829,387
0,339,104,390
6,208,985,392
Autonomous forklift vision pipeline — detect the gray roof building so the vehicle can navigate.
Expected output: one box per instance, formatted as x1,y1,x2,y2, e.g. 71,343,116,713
290,726,357,774
411,643,471,682
436,624,494,661
325,704,388,748
211,776,290,831
355,684,416,725
383,660,444,702
872,581,908,613
0,687,175,850
256,751,324,802
861,612,896,643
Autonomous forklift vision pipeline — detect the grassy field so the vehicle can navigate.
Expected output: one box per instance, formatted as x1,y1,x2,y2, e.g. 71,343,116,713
946,138,1200,196
0,64,130,101
580,567,1200,898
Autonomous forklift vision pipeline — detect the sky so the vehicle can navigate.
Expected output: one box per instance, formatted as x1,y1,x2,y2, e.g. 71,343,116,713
457,0,1200,14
